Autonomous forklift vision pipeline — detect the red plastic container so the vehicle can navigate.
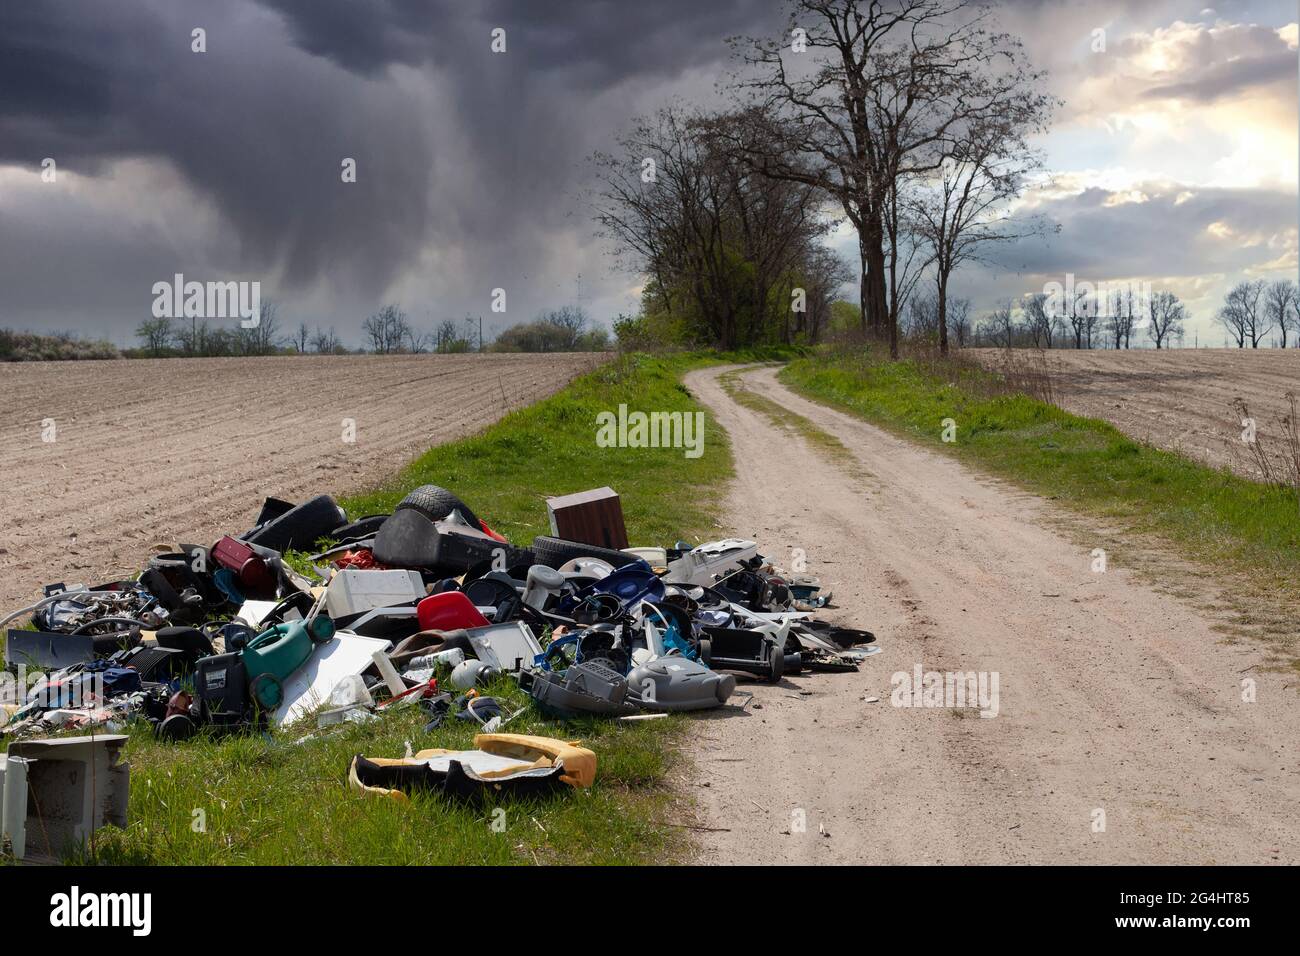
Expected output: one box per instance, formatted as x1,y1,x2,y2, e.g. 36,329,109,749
212,535,277,597
417,591,490,632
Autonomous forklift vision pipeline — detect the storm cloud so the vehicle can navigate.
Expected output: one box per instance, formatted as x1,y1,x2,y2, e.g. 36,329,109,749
0,0,779,341
0,0,1294,345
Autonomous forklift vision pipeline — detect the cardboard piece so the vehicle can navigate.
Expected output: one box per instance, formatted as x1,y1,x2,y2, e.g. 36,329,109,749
271,630,392,726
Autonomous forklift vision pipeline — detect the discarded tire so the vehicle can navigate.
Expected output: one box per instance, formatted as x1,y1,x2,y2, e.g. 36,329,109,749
530,535,638,570
767,642,786,683
396,485,481,529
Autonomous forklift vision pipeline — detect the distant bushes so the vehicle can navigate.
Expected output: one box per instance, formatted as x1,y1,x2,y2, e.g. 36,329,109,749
489,306,611,353
0,329,120,362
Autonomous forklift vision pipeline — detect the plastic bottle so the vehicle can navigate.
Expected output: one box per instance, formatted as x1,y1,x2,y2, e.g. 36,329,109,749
408,647,466,670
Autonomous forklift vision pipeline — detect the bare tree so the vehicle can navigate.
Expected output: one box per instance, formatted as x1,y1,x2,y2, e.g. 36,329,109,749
1265,279,1297,349
433,320,461,353
541,305,589,350
902,292,940,341
1219,280,1268,348
135,317,173,357
1146,290,1185,349
405,327,433,353
1083,289,1102,349
238,299,284,356
1063,286,1096,349
311,326,343,354
294,321,310,354
1105,287,1138,349
362,304,410,354
947,296,972,348
981,301,1015,347
908,113,1054,354
731,0,1055,356
1023,292,1056,348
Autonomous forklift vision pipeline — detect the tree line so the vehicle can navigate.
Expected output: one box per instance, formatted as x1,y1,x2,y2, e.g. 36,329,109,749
905,278,1300,351
134,302,610,357
1218,279,1300,349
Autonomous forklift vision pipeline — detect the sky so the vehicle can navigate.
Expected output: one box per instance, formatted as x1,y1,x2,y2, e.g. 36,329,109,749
0,0,1295,348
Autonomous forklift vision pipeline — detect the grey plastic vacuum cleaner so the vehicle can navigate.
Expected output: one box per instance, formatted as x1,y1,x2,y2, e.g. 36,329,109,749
627,656,735,711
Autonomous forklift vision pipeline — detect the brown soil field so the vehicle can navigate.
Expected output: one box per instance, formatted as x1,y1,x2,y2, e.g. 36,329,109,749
973,348,1300,479
0,353,604,612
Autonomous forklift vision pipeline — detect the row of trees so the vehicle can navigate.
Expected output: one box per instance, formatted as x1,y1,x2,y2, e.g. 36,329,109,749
1219,279,1300,348
883,278,1300,351
132,302,346,358
595,0,1055,354
359,305,480,354
135,302,611,356
894,287,1189,350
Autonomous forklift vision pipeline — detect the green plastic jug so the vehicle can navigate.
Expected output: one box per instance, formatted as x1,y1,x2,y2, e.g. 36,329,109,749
242,616,335,709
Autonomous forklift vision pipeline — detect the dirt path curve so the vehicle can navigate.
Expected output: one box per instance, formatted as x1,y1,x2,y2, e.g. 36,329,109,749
0,353,602,613
682,364,1299,865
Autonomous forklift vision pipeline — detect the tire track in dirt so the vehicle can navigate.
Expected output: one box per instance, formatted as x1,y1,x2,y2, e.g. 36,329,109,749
683,364,1299,865
0,353,604,611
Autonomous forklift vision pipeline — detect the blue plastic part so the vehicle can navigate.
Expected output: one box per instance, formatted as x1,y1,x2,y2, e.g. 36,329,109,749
558,558,664,617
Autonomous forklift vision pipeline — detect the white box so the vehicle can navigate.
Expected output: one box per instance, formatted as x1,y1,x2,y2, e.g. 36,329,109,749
325,569,425,619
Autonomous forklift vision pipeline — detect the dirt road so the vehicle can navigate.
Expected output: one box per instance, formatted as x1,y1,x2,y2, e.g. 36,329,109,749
0,353,603,612
683,364,1299,865
973,348,1300,480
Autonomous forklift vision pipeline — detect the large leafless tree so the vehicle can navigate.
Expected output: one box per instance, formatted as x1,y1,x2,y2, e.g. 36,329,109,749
907,114,1054,354
729,0,1053,356
1265,279,1297,349
1219,280,1269,348
1146,290,1185,349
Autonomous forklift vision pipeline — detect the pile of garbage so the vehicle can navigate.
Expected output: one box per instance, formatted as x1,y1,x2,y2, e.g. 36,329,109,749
1,483,877,809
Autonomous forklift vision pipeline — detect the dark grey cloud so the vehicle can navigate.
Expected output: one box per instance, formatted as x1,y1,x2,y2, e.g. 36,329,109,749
264,0,776,86
0,0,780,340
0,0,434,319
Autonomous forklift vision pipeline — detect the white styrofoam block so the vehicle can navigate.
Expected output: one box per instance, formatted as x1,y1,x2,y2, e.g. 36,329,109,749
325,569,425,618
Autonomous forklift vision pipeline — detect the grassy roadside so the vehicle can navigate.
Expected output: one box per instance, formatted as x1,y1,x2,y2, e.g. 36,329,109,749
780,347,1300,667
46,351,741,865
